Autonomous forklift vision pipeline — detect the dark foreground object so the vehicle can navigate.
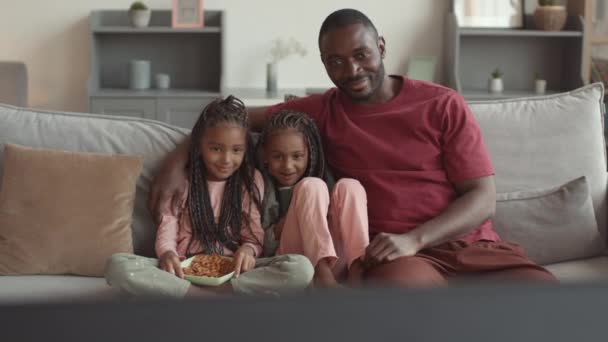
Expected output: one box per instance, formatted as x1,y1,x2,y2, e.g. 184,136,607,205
1,283,605,342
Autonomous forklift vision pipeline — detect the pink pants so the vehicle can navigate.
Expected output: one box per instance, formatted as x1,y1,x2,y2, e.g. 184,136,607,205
276,177,369,277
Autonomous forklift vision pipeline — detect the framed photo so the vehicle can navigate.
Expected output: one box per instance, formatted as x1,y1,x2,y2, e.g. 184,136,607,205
453,0,524,28
172,0,204,28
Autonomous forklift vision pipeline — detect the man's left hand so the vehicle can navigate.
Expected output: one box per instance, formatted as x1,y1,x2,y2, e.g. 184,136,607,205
365,232,422,264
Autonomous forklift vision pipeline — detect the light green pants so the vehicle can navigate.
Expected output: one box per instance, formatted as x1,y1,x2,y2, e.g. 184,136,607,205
105,253,314,298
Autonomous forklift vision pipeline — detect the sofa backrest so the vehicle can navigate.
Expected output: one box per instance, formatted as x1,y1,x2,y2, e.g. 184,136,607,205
0,104,188,257
469,83,607,245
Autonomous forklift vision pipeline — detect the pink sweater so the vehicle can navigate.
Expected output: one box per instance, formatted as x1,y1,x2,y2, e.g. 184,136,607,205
155,171,264,258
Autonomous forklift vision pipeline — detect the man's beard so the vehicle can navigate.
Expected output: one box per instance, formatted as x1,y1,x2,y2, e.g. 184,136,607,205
342,63,385,102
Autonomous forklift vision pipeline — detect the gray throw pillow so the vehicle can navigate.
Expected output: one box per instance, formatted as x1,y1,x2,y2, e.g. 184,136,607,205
493,176,605,265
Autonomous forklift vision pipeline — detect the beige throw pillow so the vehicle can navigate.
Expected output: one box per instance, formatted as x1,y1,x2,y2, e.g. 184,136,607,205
493,176,605,265
0,144,143,276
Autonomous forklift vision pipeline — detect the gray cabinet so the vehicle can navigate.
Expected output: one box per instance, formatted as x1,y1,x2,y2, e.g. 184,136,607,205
87,10,223,127
89,96,215,128
90,98,155,119
445,14,585,100
157,98,214,128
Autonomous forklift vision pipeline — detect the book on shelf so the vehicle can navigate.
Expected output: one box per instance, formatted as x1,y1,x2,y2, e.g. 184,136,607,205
591,58,608,133
591,58,608,95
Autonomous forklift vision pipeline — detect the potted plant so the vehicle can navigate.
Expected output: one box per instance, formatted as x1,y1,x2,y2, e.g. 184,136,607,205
534,0,567,31
129,2,151,28
534,72,547,95
489,68,504,94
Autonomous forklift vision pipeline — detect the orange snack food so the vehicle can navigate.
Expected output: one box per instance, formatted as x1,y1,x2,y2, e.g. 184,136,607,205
183,254,235,278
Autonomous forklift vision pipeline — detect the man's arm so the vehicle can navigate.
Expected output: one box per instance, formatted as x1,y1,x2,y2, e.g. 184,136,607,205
147,106,271,220
366,175,496,262
248,106,270,131
147,136,190,222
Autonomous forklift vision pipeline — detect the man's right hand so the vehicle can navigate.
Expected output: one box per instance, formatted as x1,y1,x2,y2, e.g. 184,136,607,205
147,138,189,223
159,251,184,279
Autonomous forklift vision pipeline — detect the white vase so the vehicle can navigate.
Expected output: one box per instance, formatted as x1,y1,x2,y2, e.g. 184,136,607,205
535,79,547,95
129,60,151,90
489,78,503,94
155,73,170,90
129,9,151,28
266,62,278,93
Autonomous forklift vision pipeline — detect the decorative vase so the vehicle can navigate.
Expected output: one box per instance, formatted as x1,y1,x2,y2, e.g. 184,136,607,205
129,9,151,28
266,62,278,93
489,78,503,94
535,79,547,95
129,60,151,90
155,73,170,90
533,6,567,31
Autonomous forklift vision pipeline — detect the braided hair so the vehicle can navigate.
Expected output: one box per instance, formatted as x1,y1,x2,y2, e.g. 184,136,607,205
257,109,326,179
186,95,262,256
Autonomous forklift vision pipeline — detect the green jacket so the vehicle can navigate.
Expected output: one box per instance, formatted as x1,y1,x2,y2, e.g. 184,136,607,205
261,169,336,257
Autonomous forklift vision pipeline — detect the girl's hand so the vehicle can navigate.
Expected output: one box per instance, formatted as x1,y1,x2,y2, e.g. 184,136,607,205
159,251,184,279
233,245,256,277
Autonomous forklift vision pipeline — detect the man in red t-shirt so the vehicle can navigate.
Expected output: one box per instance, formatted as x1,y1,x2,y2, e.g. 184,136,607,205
149,9,555,285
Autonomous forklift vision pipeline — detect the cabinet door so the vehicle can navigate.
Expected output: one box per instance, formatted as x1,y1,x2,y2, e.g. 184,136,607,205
156,98,214,129
90,98,156,120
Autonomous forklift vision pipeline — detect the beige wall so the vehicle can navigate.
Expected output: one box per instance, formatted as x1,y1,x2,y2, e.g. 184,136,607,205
0,0,448,112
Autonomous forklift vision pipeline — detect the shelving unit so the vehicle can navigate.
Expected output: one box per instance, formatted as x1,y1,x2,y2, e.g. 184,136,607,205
569,0,608,88
445,14,585,100
564,0,594,83
88,10,223,128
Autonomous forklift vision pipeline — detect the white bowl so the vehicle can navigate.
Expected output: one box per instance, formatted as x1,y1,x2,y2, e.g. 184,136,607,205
181,256,235,286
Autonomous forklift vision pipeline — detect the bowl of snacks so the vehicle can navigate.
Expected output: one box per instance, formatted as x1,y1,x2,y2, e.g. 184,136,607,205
181,254,235,286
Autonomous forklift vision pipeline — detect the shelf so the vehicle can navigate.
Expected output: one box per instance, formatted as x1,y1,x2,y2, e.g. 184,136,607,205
92,27,221,34
89,10,223,95
90,10,223,32
459,28,582,37
90,88,221,98
88,9,225,128
446,11,584,99
462,89,561,100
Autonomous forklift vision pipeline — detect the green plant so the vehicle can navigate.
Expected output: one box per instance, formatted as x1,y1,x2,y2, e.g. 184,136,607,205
129,1,148,10
491,68,503,79
534,71,543,80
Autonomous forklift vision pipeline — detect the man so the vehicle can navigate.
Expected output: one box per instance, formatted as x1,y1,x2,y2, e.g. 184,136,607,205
149,9,555,286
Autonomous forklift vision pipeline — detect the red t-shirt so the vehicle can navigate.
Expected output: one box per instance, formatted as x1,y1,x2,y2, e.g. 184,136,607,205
266,76,499,242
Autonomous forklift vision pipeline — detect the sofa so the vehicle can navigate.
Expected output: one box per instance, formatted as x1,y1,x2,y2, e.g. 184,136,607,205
1,83,607,304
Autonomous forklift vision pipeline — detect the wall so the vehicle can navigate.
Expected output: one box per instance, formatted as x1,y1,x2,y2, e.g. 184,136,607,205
0,0,448,112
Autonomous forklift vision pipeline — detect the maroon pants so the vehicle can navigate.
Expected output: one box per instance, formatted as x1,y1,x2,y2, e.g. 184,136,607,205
364,240,557,287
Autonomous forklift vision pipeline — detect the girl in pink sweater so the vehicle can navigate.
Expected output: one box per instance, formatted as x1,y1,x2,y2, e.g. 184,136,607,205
105,97,313,298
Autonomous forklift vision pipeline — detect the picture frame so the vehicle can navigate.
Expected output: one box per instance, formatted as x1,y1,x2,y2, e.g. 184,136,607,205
452,0,524,28
172,0,204,28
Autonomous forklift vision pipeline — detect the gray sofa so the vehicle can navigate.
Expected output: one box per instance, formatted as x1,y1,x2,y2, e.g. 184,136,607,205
0,83,607,303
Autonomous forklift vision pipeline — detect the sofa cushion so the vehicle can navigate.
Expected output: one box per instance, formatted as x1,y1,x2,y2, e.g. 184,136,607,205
0,104,189,257
545,256,608,283
493,177,605,265
469,84,608,250
0,275,123,303
0,144,143,276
